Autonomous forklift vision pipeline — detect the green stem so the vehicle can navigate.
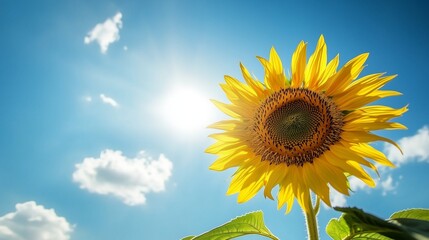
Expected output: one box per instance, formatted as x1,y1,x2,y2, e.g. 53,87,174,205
314,196,321,215
304,194,319,240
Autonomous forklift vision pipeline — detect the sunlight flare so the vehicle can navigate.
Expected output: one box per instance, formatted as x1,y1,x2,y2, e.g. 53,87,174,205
158,86,215,134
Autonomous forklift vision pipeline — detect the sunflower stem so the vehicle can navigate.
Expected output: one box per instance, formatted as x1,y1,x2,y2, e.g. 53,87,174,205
304,194,319,240
314,196,321,215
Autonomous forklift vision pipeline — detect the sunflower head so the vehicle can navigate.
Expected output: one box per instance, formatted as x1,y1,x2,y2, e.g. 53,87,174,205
207,35,407,213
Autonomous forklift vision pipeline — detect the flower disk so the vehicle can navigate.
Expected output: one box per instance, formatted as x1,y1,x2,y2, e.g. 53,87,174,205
207,35,407,213
251,88,343,166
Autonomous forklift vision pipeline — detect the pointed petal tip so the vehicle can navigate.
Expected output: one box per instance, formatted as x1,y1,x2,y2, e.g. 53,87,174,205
236,196,248,204
383,160,396,168
263,187,275,200
208,165,224,171
205,146,215,154
256,56,266,62
264,194,274,200
318,34,326,43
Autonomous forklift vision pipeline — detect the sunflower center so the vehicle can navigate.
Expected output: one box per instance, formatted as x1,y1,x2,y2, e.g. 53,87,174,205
266,100,322,145
251,88,343,166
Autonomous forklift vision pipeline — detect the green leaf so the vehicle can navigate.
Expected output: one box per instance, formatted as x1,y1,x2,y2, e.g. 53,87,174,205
389,218,429,240
391,209,429,221
326,207,429,240
347,232,391,239
181,237,194,240
181,211,279,240
388,209,429,239
326,217,351,240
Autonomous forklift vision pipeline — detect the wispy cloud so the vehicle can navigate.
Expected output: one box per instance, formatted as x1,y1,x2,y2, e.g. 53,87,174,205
0,201,73,240
380,175,399,196
330,189,347,207
329,177,369,208
73,149,173,206
99,94,119,108
329,125,429,208
384,126,429,166
329,175,397,207
84,96,92,102
84,12,123,54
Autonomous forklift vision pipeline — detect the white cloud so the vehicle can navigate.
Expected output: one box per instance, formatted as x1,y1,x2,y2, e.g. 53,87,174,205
328,175,398,208
384,126,429,166
73,149,173,205
99,94,119,108
328,177,370,208
0,201,73,240
380,175,398,196
330,190,347,207
349,176,368,191
84,12,123,54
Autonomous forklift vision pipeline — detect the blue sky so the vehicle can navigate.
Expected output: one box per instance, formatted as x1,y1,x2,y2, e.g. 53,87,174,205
1,0,429,239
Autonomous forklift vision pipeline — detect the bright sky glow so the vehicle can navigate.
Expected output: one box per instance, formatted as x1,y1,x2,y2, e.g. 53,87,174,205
157,87,215,135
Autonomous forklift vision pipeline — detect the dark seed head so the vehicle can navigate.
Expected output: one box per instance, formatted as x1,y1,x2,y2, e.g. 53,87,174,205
251,88,343,166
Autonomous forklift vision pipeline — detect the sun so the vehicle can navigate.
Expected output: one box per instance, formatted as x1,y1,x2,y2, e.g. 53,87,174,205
158,86,214,135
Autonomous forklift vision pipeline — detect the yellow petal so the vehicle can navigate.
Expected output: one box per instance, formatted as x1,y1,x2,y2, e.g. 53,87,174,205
338,90,402,110
291,41,307,88
335,74,397,106
305,35,327,89
341,131,402,154
296,186,311,214
317,54,340,91
334,73,384,106
347,143,395,167
208,120,240,131
237,162,269,202
269,47,286,83
344,105,408,122
209,152,249,171
289,167,310,213
205,141,246,154
329,144,378,173
326,53,369,96
323,151,375,187
211,100,250,118
224,75,258,101
277,183,294,213
350,74,397,95
343,121,407,131
314,157,349,195
263,164,288,200
227,164,256,195
209,132,241,142
240,63,266,97
257,49,288,92
278,165,301,212
302,163,331,206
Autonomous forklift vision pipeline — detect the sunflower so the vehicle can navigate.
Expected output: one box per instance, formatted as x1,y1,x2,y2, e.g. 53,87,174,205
206,35,407,213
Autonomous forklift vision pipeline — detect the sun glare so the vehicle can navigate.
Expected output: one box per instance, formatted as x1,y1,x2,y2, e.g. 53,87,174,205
158,87,214,135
